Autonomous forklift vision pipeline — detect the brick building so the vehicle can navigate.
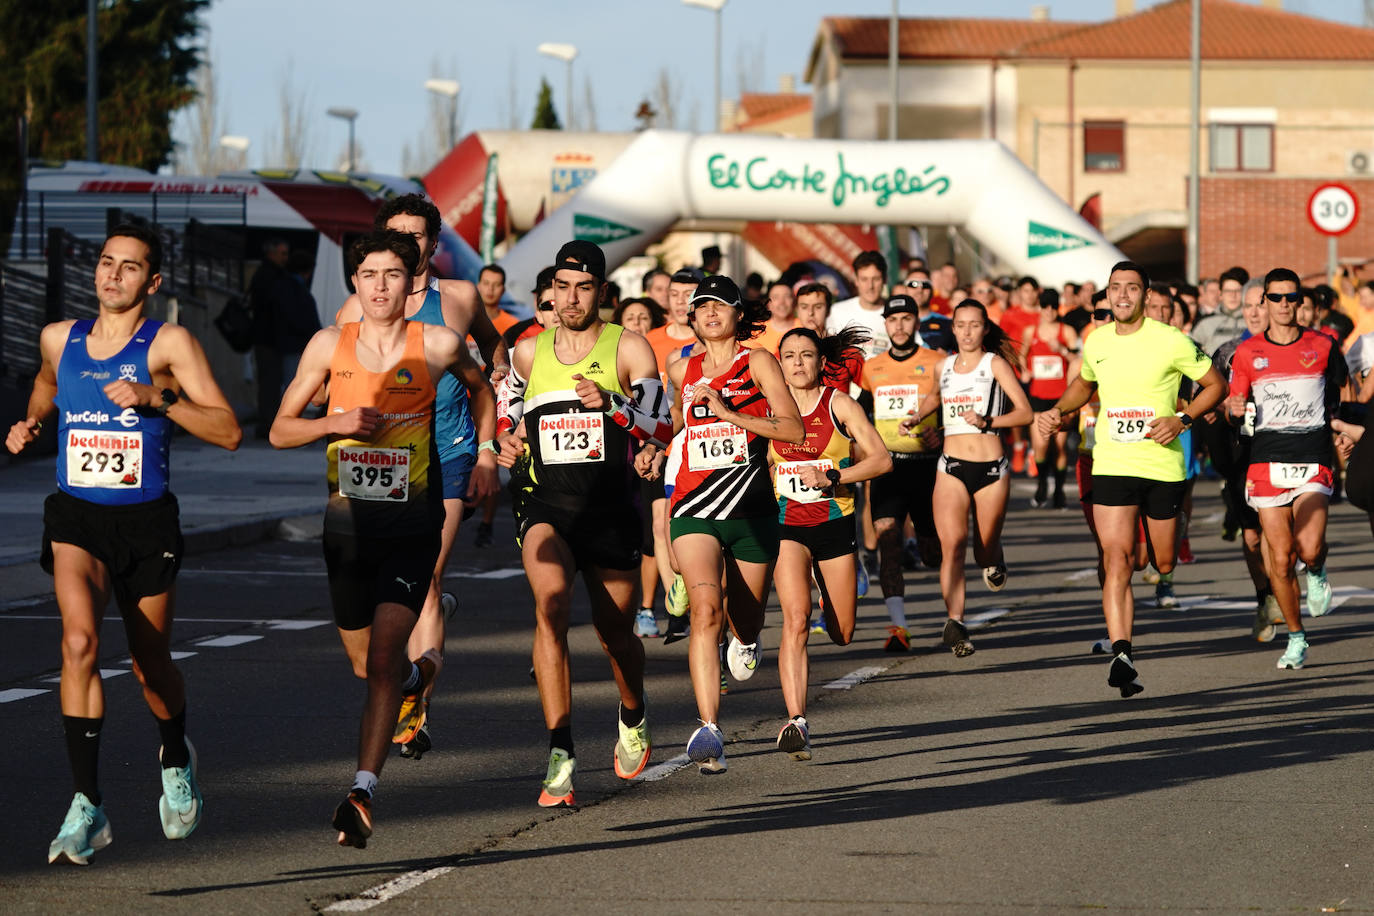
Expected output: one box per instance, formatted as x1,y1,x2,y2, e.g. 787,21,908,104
805,0,1374,281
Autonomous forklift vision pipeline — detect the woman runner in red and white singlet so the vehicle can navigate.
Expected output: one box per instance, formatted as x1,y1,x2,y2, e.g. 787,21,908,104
769,326,889,760
1021,292,1078,508
664,275,803,775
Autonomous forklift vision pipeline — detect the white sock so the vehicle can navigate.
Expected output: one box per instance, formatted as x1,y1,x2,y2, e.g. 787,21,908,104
352,769,378,798
885,596,906,628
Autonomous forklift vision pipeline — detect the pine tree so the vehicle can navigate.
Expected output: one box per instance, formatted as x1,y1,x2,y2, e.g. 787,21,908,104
530,78,562,130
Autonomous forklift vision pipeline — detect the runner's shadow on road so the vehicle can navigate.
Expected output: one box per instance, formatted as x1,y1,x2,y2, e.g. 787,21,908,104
148,855,456,897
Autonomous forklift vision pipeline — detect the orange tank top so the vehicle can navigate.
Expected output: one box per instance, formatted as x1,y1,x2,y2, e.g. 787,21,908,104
325,320,440,536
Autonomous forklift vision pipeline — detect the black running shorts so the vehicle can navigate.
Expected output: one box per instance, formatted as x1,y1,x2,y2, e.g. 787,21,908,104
779,515,856,562
868,456,937,538
42,490,183,605
322,531,440,631
518,499,642,572
1092,474,1186,520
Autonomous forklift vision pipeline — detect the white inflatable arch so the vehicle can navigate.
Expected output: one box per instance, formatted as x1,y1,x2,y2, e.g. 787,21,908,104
500,130,1124,296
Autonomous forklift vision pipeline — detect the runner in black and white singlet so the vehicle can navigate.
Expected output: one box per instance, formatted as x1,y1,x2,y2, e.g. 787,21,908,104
904,300,1032,658
493,240,671,807
7,224,241,864
664,275,803,774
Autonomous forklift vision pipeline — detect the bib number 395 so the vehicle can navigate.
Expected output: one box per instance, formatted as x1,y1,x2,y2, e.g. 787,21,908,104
338,447,410,501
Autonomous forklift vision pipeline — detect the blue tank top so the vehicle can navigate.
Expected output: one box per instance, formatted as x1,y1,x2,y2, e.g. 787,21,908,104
55,319,172,505
406,278,476,465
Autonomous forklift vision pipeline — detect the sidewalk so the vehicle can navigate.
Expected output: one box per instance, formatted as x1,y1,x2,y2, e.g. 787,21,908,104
0,437,326,605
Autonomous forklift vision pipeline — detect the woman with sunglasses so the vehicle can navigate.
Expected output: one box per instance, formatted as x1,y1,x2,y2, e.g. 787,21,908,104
901,300,1031,657
769,326,888,760
665,275,803,774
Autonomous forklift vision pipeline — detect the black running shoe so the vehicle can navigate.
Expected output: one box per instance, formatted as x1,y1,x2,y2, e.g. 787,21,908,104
663,615,690,645
474,521,493,548
332,790,373,848
942,618,975,657
400,721,431,760
1107,652,1144,698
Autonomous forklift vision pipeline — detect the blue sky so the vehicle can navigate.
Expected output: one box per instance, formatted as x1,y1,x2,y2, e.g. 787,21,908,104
178,0,1365,176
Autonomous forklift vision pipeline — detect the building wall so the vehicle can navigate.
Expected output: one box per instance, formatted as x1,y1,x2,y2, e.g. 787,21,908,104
1014,60,1374,231
817,61,1000,141
1198,175,1373,279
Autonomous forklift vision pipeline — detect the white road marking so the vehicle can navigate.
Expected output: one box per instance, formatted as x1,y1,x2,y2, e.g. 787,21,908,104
179,569,325,577
42,668,130,683
196,635,263,648
0,596,49,611
451,568,526,580
1064,567,1099,582
0,616,329,627
115,651,197,664
824,665,886,690
323,866,456,912
0,688,49,703
265,620,329,630
639,753,691,782
965,607,1010,630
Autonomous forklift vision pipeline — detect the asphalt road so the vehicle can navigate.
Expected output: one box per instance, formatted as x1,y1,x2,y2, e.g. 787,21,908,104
2,480,1373,913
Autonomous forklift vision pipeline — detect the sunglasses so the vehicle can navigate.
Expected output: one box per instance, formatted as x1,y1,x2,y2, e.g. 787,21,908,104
1092,308,1113,322
1265,292,1301,303
538,301,555,311
905,280,933,290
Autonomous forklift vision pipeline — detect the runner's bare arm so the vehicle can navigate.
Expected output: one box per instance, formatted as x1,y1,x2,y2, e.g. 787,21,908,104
585,331,672,447
117,325,240,450
493,336,535,466
694,349,803,444
270,327,374,447
969,355,1032,430
5,322,70,454
428,325,500,501
1037,372,1097,435
827,391,892,484
450,280,510,381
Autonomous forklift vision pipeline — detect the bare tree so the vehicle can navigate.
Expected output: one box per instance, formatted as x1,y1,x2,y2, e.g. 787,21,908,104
335,140,369,174
579,74,598,132
495,51,520,131
735,36,765,96
403,57,463,174
175,54,237,175
264,65,312,169
651,68,682,129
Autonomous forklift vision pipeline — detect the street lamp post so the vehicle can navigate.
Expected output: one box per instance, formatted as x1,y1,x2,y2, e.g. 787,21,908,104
424,78,461,150
537,42,578,128
326,106,359,172
219,135,250,170
683,0,727,132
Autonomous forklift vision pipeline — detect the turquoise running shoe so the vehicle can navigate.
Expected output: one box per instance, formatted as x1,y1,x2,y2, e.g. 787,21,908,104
48,792,112,865
159,737,203,840
1277,631,1308,670
1305,567,1332,617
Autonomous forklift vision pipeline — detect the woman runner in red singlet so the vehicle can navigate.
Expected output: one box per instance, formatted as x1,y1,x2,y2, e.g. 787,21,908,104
1021,290,1078,508
665,275,803,775
769,326,889,760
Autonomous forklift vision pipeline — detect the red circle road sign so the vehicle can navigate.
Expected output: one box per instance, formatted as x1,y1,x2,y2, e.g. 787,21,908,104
1307,183,1360,237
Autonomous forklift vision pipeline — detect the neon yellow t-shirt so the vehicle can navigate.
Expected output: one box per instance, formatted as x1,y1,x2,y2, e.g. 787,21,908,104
1079,317,1211,482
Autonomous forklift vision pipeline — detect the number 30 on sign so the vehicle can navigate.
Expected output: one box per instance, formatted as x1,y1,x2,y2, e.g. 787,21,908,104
1307,183,1359,237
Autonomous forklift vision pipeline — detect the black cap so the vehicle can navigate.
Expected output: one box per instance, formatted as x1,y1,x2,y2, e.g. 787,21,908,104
531,265,557,295
670,267,704,285
1038,289,1060,308
553,240,605,280
883,294,918,317
689,274,742,310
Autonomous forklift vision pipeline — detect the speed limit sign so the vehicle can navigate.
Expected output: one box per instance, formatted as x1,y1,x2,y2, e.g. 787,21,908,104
1307,183,1360,236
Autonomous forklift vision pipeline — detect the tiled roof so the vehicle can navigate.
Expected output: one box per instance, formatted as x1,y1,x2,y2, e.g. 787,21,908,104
737,93,812,125
821,15,1075,60
820,1,1374,63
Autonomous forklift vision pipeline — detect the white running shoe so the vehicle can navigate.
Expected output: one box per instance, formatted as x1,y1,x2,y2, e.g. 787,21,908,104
726,636,760,681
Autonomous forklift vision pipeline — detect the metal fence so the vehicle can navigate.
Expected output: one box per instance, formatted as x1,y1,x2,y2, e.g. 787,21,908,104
8,190,248,262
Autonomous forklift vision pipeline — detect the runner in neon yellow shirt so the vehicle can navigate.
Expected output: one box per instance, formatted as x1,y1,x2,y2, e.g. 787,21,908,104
1036,261,1226,698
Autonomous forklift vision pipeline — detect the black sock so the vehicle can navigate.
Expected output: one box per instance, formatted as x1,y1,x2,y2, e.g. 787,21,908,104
1111,639,1132,660
1054,467,1067,493
62,715,102,804
156,707,189,768
549,725,574,757
619,703,644,727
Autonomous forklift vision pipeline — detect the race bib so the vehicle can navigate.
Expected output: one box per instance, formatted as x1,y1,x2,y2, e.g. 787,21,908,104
538,412,605,465
1104,406,1153,443
1032,355,1064,381
775,459,834,504
874,384,922,421
1269,462,1317,488
1241,402,1256,438
1082,414,1097,452
66,430,142,489
338,446,410,501
942,394,984,434
687,422,748,471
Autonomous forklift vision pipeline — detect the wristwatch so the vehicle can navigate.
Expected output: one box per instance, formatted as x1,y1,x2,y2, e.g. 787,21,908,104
156,388,178,415
823,468,842,494
478,439,499,456
1175,411,1193,428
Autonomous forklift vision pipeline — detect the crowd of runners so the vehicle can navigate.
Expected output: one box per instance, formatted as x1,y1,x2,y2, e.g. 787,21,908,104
9,199,1373,859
